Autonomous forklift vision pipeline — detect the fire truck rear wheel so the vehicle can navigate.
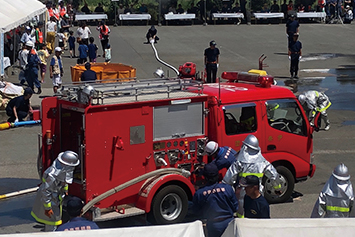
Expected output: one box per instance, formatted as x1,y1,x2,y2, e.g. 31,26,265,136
263,166,295,204
148,185,188,225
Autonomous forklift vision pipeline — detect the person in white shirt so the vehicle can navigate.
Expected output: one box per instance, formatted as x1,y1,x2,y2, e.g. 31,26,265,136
76,21,91,45
46,16,57,53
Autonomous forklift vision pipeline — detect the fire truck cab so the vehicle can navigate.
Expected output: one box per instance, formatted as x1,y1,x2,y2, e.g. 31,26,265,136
38,72,316,225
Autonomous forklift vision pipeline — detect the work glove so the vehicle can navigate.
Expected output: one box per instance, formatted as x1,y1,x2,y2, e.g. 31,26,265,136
14,118,19,123
217,64,219,68
299,56,302,60
44,209,54,218
288,56,291,60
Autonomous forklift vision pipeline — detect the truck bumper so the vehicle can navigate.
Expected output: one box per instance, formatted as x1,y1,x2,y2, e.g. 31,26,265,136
308,164,316,178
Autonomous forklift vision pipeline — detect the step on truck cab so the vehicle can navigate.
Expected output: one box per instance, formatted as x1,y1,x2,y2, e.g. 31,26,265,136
38,73,316,224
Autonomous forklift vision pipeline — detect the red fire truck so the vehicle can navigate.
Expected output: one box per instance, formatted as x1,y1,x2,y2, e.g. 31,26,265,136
38,71,316,224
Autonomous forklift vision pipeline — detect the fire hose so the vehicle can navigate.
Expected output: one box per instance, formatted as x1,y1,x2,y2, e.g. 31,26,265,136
81,168,190,215
150,41,180,76
0,120,41,130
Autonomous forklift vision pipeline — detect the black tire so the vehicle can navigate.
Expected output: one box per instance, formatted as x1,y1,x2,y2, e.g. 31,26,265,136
148,185,188,225
263,166,295,204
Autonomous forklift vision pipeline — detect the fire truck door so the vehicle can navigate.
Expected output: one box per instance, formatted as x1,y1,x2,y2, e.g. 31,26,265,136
263,99,311,169
221,103,260,151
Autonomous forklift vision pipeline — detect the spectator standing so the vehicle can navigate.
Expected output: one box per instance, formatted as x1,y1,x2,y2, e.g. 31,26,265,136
57,28,66,52
204,40,220,83
34,22,44,50
94,3,104,13
192,163,238,237
56,196,99,231
97,20,110,57
81,62,97,81
26,41,42,94
81,3,91,14
31,151,80,231
18,44,29,85
58,1,67,18
88,37,98,63
286,14,299,46
105,44,111,63
76,22,91,45
37,44,50,83
232,3,242,24
177,4,185,13
288,0,295,11
6,88,34,123
68,31,76,58
288,32,302,79
311,163,354,218
46,17,57,54
60,14,71,49
77,40,88,64
50,47,64,94
241,175,270,218
281,0,288,18
20,26,33,46
270,0,280,12
117,4,126,23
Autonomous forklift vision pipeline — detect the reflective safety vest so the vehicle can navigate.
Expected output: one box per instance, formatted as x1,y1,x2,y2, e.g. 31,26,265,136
99,25,109,40
36,28,43,44
59,6,66,17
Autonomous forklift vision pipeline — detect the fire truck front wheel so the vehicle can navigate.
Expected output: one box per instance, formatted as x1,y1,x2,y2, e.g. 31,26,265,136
263,166,295,204
148,185,188,225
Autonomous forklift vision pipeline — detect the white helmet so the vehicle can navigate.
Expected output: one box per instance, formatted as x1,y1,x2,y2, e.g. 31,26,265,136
298,94,306,105
205,141,218,155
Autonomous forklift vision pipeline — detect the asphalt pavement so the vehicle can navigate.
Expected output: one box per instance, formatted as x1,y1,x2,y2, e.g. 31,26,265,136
1,22,355,234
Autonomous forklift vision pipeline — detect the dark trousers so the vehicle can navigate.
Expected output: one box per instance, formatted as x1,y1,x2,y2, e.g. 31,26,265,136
6,110,28,122
206,63,218,83
77,58,87,64
290,57,299,76
26,68,41,90
100,38,109,54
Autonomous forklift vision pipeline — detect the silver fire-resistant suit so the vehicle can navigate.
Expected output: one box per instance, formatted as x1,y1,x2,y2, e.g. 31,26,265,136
223,135,280,217
31,151,79,231
299,90,331,130
311,163,354,218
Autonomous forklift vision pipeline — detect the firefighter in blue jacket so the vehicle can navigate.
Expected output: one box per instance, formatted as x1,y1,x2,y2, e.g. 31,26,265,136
205,141,238,170
192,163,238,237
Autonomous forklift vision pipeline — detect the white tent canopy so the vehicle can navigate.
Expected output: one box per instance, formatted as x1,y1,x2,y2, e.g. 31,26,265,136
0,0,46,33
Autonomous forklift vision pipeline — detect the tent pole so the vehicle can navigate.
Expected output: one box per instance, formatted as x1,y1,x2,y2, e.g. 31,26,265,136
0,33,4,78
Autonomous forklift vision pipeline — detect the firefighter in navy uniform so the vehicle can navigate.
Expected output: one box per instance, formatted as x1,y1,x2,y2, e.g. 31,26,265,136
288,32,302,79
205,141,238,170
204,40,220,83
192,163,238,237
311,163,354,218
223,135,281,218
31,151,80,231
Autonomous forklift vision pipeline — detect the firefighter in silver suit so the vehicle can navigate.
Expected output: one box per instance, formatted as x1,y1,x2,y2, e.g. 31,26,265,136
298,90,331,131
311,163,354,218
31,151,80,231
223,135,281,217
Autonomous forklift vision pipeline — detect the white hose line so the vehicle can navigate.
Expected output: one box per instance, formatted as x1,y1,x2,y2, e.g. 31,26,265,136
150,42,180,76
0,187,39,200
